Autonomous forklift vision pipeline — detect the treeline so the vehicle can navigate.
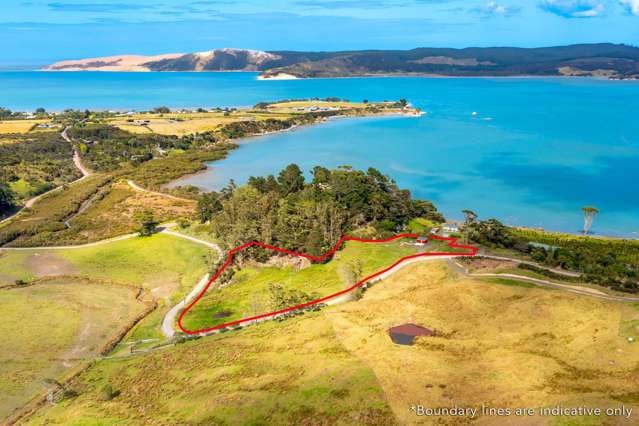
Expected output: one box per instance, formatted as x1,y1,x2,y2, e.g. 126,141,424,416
0,107,27,120
462,212,639,293
198,164,444,258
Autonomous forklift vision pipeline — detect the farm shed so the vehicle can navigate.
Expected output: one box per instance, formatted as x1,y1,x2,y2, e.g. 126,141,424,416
388,323,435,345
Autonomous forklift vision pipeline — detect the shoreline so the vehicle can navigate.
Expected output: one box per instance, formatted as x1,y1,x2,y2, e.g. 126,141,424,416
164,110,421,190
162,115,637,241
12,69,638,82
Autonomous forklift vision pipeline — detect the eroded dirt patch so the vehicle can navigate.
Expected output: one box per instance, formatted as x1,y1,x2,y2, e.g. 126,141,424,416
24,252,78,277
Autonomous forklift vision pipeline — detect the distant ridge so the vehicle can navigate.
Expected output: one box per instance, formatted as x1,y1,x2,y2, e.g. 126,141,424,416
43,44,639,80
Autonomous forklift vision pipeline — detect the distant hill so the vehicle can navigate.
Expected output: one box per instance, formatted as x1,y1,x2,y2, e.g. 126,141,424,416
43,44,639,79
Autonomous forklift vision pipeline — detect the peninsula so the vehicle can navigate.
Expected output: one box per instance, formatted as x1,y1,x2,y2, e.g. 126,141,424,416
43,43,639,80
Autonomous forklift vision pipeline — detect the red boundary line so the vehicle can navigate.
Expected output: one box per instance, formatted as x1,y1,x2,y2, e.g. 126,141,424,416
177,233,478,335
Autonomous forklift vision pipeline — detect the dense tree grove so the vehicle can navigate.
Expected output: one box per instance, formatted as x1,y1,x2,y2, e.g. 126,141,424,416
200,164,444,259
0,132,80,201
462,212,639,293
69,125,218,171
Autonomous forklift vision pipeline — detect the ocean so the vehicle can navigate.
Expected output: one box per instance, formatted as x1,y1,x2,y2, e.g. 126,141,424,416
1,71,638,236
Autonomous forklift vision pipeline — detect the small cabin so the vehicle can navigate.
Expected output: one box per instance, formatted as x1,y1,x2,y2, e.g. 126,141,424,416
388,324,435,346
416,236,429,245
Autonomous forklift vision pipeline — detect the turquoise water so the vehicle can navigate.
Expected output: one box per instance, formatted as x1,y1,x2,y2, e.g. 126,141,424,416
1,72,638,236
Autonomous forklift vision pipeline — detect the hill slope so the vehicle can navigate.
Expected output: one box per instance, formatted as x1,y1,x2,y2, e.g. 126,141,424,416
43,44,639,79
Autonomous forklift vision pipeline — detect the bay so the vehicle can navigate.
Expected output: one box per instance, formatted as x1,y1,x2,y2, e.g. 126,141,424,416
1,72,638,236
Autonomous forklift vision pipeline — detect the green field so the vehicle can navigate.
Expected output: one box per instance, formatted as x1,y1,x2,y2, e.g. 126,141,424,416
59,234,213,301
0,250,35,287
181,239,431,331
1,233,218,421
0,234,214,302
0,277,148,420
0,233,216,351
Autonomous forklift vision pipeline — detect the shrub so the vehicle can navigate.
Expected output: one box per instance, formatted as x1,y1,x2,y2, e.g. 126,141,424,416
101,384,121,401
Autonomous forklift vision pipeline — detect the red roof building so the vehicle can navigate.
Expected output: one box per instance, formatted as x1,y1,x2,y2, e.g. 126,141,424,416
388,323,435,345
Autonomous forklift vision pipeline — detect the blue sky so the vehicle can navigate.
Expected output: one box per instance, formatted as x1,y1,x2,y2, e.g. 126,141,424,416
2,0,638,68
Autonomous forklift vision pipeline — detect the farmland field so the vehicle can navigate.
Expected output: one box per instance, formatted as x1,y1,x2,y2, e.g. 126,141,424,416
0,277,149,419
25,310,396,425
327,261,639,424
24,261,639,424
0,119,52,134
0,233,218,420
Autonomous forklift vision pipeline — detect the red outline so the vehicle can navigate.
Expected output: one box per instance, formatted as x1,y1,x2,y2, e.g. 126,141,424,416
178,234,477,335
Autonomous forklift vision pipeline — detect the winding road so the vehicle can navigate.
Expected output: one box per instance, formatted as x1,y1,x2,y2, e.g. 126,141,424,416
450,260,639,303
0,125,91,226
161,273,211,339
477,253,582,278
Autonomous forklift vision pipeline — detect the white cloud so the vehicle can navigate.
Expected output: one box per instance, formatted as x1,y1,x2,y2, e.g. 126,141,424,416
474,1,520,16
539,0,605,18
486,1,510,15
620,0,639,15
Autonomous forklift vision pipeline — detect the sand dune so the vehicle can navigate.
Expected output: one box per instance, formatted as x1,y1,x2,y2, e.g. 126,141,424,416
43,53,183,72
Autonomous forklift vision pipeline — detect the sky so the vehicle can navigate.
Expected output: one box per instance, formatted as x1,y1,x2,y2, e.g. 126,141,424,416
2,0,638,68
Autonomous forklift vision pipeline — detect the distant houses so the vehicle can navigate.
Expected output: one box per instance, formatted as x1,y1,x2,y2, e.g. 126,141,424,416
442,222,460,236
293,106,341,113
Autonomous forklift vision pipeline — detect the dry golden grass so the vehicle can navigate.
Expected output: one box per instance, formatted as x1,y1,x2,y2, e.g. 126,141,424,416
265,100,368,113
327,261,639,425
0,120,52,134
106,101,401,136
25,313,395,425
61,182,196,243
106,102,393,136
109,110,294,136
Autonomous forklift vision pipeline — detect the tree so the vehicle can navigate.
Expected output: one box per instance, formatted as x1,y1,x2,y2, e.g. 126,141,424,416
581,206,599,235
0,183,16,215
311,166,331,185
221,179,237,198
277,163,305,195
462,209,477,227
153,106,171,114
399,98,408,108
197,192,222,223
137,209,158,236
